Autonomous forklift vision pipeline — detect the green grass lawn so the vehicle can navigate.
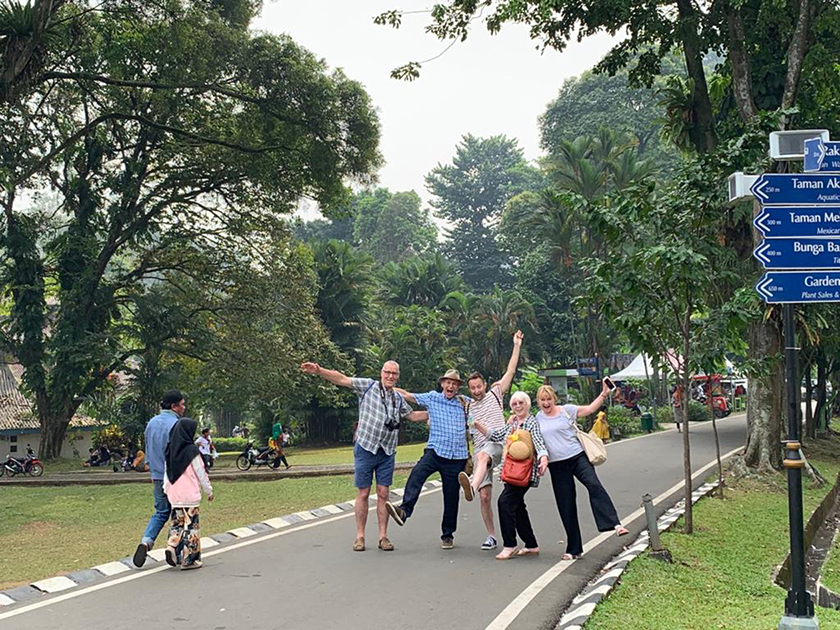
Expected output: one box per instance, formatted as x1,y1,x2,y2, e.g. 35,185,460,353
0,472,429,590
43,441,430,474
585,438,840,630
821,527,840,594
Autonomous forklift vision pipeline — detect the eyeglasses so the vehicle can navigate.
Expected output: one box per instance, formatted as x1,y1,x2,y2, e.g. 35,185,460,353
382,371,399,377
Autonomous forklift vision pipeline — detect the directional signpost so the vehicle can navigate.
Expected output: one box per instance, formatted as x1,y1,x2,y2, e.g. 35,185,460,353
748,133,840,630
754,206,840,238
750,173,840,206
804,138,840,173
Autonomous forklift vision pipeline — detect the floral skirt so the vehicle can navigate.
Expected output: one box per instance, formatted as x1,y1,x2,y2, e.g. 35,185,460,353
167,507,201,567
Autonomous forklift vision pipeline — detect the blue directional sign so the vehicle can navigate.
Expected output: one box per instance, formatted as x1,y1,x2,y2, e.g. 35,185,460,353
754,206,840,238
756,271,840,303
750,173,840,205
804,138,840,173
753,239,840,269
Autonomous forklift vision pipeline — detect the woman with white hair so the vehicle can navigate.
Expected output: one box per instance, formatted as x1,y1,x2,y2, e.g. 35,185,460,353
473,390,549,560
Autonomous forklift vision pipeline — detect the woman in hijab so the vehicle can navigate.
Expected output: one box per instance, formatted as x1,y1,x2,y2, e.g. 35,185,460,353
163,417,214,569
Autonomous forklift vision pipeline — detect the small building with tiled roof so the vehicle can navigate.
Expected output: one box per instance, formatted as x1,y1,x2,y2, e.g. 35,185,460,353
0,363,105,459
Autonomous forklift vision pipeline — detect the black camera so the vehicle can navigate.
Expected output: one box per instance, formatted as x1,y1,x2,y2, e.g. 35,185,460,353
384,417,400,432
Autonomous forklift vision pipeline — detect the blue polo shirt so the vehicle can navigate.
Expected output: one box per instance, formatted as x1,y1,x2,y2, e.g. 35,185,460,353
144,409,179,481
413,391,468,460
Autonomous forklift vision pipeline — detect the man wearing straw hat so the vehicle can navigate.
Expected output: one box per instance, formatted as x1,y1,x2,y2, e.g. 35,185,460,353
387,369,469,549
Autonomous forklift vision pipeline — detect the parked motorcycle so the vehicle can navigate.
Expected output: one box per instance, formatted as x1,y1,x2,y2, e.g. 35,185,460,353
235,441,280,471
1,445,44,477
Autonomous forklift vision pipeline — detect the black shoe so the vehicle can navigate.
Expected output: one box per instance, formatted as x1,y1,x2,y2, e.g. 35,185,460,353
132,543,148,568
165,547,178,567
441,536,454,550
386,502,406,526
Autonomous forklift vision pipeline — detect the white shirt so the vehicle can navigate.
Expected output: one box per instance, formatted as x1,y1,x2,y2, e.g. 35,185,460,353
196,435,212,455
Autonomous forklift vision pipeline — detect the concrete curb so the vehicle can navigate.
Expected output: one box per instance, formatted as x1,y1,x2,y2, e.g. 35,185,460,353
0,480,439,609
553,480,722,630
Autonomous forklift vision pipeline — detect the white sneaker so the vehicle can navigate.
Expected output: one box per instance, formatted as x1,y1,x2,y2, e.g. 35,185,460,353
481,535,498,550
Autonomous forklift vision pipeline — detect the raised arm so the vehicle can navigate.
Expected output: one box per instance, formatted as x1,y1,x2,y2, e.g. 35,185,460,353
576,380,611,418
394,387,417,405
405,410,429,423
301,362,352,389
496,330,524,394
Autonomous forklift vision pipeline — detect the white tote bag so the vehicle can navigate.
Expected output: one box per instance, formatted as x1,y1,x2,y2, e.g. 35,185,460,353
575,425,607,466
559,407,607,466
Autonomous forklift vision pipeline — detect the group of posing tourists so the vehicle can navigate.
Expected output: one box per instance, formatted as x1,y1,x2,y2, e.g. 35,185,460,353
301,331,628,560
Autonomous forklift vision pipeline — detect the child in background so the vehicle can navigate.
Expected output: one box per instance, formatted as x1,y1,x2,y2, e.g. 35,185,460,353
163,417,214,570
591,406,610,443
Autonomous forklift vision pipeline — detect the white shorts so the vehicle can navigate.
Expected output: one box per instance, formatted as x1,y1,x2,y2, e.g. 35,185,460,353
475,441,503,490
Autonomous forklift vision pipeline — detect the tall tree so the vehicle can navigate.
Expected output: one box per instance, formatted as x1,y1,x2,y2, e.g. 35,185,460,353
379,0,840,473
0,1,381,456
426,134,537,291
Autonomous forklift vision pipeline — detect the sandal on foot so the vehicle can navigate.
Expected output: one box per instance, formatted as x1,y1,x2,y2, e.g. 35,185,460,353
164,547,178,567
378,537,394,551
515,548,540,557
495,547,520,560
458,471,474,501
562,553,581,561
353,537,365,552
615,525,629,536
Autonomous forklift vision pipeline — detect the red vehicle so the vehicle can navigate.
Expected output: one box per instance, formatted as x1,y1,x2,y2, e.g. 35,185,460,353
1,444,44,477
691,375,731,419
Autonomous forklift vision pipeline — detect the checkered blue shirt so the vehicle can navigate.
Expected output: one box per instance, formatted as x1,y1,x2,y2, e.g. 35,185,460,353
350,378,412,456
413,391,469,460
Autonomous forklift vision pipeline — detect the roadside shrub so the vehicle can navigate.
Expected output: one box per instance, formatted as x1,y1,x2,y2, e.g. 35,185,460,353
213,437,249,452
688,401,712,422
657,406,679,425
605,406,640,438
658,402,712,424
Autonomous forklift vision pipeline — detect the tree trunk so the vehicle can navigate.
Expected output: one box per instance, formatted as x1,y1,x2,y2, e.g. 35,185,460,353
676,0,717,152
804,360,814,439
814,355,827,434
681,368,693,534
744,317,784,471
706,375,724,498
39,412,70,459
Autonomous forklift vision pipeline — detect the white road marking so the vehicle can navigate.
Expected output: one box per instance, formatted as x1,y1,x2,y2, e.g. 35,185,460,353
227,527,257,538
0,422,745,623
0,487,440,621
92,561,130,577
30,577,77,593
483,445,744,630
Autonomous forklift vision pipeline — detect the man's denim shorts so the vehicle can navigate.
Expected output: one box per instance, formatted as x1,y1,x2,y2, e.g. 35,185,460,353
354,443,396,489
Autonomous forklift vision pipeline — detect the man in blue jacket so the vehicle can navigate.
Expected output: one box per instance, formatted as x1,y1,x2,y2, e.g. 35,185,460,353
132,390,185,567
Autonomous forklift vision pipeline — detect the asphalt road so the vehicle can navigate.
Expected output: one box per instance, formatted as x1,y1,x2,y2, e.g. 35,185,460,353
1,415,746,630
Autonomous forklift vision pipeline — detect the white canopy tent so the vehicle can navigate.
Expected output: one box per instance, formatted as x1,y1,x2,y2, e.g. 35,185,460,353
610,353,743,381
610,354,667,381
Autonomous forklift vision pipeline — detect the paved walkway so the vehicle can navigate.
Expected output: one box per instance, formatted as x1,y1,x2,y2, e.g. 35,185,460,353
0,415,746,630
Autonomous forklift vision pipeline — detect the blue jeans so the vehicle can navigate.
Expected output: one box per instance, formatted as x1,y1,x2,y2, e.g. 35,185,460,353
399,448,467,539
141,479,171,548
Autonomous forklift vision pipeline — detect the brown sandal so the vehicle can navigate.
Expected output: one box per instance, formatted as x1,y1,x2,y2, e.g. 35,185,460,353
353,537,365,552
378,537,394,551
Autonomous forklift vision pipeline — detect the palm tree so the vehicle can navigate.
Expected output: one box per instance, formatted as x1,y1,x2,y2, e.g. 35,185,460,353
310,240,373,367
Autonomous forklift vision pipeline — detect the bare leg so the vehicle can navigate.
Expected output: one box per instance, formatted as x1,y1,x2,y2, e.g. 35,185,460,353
376,485,390,540
478,485,496,537
470,451,491,493
355,487,371,540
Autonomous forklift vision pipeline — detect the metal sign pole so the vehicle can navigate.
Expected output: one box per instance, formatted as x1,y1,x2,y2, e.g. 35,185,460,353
780,302,815,627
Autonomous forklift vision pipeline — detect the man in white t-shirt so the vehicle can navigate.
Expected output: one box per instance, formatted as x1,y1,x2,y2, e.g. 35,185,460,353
458,330,524,551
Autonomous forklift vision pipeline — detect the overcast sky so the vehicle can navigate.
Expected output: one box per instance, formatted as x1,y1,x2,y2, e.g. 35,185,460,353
255,2,619,216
